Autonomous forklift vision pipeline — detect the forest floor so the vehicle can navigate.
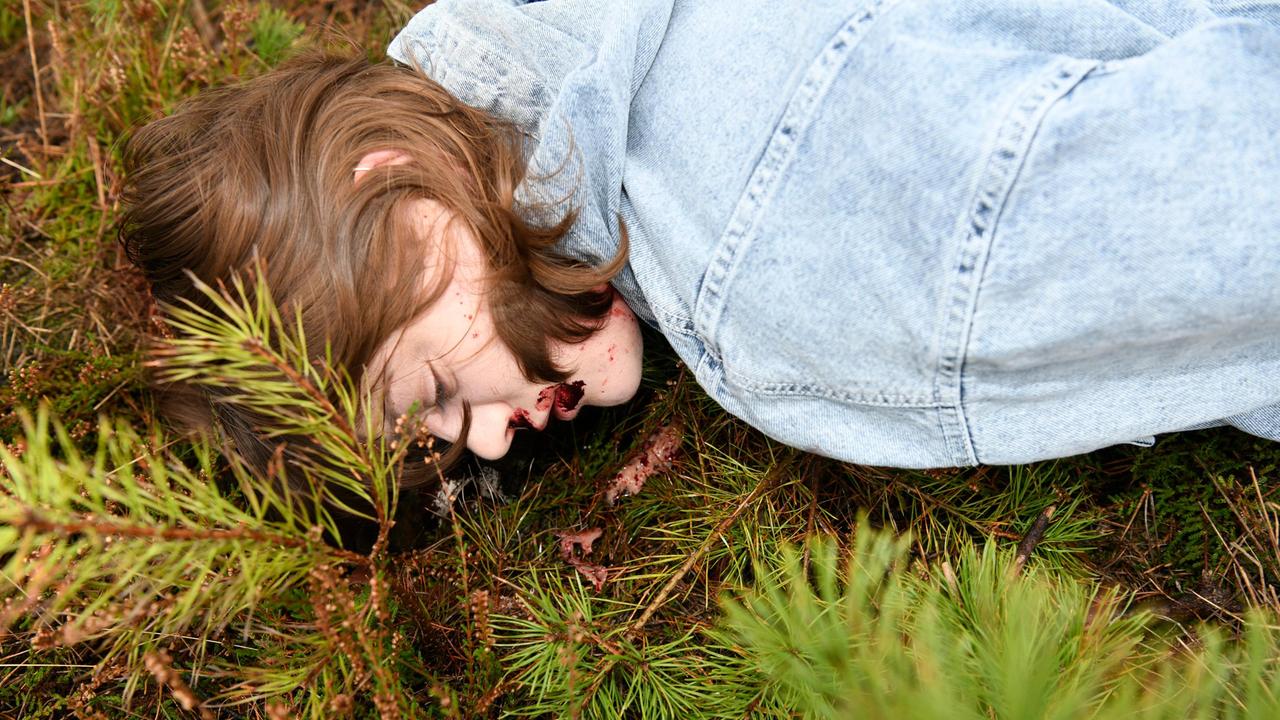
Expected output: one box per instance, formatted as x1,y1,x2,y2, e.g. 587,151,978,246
3,2,1279,718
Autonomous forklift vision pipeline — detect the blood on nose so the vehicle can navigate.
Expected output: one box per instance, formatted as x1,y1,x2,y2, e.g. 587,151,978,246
536,385,556,412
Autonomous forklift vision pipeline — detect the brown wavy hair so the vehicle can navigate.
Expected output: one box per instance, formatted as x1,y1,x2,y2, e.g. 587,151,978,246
118,50,625,493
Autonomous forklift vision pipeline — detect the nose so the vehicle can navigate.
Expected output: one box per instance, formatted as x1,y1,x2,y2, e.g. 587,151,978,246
426,402,513,461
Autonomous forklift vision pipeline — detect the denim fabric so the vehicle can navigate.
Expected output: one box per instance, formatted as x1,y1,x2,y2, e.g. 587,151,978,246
389,0,1280,468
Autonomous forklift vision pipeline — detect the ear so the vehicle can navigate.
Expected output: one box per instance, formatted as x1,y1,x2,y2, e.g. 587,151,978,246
353,149,412,185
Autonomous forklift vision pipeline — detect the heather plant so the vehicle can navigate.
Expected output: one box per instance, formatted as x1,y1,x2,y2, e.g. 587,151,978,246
4,2,1280,718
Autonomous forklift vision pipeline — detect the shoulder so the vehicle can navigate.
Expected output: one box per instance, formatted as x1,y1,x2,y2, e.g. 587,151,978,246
387,1,675,125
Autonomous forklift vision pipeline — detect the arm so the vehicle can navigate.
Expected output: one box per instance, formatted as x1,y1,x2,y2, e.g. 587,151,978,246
1100,1,1280,37
1207,0,1280,26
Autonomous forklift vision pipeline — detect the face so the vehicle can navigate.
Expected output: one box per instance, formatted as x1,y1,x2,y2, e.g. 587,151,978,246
367,198,644,460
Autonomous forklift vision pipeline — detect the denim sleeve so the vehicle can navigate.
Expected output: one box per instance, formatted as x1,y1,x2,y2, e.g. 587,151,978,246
1100,0,1280,37
1207,0,1280,26
387,0,676,269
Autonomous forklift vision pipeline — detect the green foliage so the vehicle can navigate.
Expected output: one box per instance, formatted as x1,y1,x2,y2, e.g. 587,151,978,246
1115,433,1280,580
2,346,140,440
0,4,21,48
154,264,399,516
5,0,1280,717
0,96,26,127
250,4,305,67
492,570,761,719
871,462,1106,573
723,522,1280,720
0,269,430,717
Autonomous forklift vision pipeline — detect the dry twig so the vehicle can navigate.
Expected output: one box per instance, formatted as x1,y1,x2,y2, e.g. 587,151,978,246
1014,504,1056,574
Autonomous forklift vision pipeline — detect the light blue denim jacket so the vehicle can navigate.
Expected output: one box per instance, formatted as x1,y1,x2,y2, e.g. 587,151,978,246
389,0,1280,468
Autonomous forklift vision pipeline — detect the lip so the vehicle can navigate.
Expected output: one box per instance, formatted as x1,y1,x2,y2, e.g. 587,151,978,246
552,405,580,422
513,388,585,430
553,381,586,413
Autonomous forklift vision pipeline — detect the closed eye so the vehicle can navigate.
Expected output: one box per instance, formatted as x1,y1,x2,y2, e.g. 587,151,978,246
429,364,455,408
382,365,444,423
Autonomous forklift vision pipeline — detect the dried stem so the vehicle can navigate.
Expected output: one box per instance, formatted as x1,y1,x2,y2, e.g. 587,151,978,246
629,459,789,633
143,649,215,720
1014,504,1057,575
23,0,49,152
578,455,792,705
13,508,370,566
187,0,217,48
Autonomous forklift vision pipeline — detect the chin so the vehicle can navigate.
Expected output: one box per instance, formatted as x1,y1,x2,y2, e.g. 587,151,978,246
597,353,644,407
579,294,645,408
604,373,642,406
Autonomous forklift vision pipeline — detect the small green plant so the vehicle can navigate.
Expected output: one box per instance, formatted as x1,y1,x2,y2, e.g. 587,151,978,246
0,4,21,48
723,522,1280,720
250,4,305,67
0,267,433,717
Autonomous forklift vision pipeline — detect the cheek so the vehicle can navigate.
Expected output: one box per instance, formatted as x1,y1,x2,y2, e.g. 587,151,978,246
458,330,529,400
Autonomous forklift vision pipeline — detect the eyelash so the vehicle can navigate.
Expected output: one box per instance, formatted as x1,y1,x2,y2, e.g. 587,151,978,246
431,367,453,407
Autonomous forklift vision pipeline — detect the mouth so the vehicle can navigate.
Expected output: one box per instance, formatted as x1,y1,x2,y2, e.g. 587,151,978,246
553,380,586,412
515,380,589,430
532,381,588,423
552,404,580,422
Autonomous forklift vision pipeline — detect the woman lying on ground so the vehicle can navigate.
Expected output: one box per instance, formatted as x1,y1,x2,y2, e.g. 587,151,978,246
119,0,1280,487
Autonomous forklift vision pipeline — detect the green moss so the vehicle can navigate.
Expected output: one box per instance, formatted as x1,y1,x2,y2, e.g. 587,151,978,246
1114,429,1279,580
